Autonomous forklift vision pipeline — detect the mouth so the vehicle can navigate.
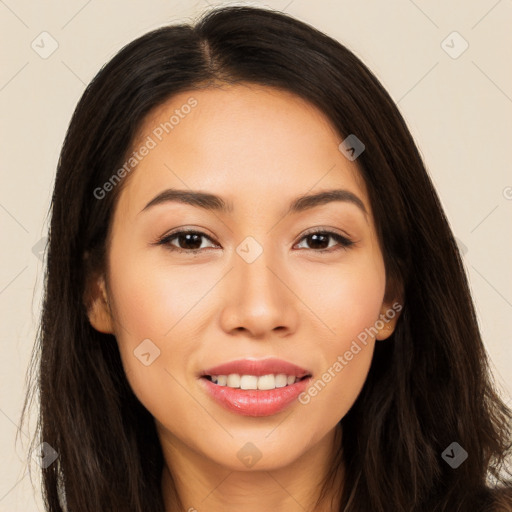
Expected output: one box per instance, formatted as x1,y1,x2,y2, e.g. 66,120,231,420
198,358,313,417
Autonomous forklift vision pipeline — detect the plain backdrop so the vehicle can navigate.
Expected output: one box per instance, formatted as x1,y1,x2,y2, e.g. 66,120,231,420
1,0,511,509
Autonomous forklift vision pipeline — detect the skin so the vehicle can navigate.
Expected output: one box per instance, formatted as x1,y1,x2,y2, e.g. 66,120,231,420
86,83,401,512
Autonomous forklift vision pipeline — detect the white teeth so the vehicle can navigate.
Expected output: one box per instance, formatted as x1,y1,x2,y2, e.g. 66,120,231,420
208,373,300,390
227,374,240,388
275,374,288,388
257,374,276,390
240,375,258,389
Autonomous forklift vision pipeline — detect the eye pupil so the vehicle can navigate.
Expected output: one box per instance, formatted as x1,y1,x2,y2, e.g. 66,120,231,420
308,233,329,249
178,233,202,250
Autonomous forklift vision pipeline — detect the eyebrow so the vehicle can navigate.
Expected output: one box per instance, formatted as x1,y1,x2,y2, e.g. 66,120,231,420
140,188,368,217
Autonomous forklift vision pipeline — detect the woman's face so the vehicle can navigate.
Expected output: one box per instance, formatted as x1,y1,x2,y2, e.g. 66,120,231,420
87,83,399,473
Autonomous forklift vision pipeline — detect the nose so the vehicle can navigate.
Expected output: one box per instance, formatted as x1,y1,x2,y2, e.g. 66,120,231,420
218,247,299,339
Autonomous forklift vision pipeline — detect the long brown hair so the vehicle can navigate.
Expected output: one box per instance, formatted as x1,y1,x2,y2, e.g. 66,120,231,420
20,5,512,511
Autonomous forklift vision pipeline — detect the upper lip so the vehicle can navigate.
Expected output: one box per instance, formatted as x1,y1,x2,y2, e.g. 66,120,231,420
200,358,312,378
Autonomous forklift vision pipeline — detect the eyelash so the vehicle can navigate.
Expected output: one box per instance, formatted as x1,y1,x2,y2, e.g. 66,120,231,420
154,228,355,254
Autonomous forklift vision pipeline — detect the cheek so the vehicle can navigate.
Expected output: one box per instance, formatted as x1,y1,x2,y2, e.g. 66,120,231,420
105,240,236,430
306,250,386,343
295,252,385,417
107,236,218,344
105,242,197,408
107,257,181,337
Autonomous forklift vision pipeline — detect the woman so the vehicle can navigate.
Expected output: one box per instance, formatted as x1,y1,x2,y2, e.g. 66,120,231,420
21,5,512,511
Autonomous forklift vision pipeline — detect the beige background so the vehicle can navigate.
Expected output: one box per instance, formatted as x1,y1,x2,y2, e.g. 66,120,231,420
1,0,511,509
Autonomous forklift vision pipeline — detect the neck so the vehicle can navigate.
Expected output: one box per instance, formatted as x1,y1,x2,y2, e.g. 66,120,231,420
161,424,344,512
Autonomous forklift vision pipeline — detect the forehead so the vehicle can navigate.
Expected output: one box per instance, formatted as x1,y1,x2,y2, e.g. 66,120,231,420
117,83,371,219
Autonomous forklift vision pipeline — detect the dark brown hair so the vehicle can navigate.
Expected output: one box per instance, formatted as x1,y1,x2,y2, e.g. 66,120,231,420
20,5,512,511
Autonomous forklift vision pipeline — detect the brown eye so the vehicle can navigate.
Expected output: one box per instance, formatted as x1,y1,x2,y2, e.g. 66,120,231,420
295,231,354,252
157,230,218,253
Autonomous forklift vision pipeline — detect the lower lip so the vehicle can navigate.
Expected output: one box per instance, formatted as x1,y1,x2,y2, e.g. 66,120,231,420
200,377,312,417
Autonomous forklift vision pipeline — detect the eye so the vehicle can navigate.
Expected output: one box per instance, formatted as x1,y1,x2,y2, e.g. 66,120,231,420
154,228,355,254
294,229,355,252
155,229,218,253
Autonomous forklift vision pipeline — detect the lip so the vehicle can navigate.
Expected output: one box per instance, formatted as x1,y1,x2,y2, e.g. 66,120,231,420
199,375,312,417
198,358,313,417
200,357,311,379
